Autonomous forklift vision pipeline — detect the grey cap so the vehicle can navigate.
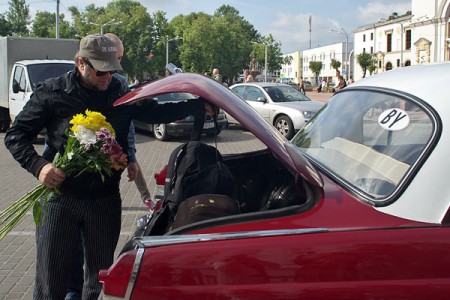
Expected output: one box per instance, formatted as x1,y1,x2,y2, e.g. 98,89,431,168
79,34,122,72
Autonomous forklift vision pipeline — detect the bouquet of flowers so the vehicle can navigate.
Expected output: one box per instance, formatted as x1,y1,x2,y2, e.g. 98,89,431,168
0,110,127,241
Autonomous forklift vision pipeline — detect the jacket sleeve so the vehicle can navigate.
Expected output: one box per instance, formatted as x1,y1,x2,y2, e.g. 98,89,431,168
4,88,52,178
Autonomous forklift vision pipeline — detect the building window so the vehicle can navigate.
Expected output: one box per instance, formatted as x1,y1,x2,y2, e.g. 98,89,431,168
371,32,374,40
363,48,366,53
397,59,400,67
387,33,392,52
363,34,366,42
405,29,411,50
378,60,382,68
386,61,393,70
370,46,373,54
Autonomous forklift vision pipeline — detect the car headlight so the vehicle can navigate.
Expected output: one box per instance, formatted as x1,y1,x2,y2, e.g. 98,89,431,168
302,111,315,120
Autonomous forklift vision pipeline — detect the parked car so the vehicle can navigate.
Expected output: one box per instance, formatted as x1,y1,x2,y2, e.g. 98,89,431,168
230,82,323,139
101,64,450,299
133,92,228,141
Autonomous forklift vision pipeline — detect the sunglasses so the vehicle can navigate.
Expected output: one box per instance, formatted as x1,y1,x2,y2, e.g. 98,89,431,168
83,58,117,77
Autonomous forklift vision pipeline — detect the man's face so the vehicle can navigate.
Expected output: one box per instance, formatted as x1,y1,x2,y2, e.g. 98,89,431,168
77,57,114,91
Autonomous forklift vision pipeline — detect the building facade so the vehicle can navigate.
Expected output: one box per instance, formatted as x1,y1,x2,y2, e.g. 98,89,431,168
352,0,450,81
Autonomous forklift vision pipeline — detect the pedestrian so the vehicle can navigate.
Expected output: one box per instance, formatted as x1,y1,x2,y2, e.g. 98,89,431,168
4,34,211,300
212,68,222,83
299,77,306,95
104,33,153,208
321,78,327,93
244,69,254,82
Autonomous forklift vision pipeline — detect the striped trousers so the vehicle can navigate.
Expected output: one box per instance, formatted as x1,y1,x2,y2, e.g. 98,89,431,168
33,193,122,300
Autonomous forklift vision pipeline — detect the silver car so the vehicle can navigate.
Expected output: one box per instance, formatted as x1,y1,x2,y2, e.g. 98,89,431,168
230,82,323,139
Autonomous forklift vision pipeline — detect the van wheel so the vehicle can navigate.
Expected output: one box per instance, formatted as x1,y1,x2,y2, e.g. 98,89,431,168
153,124,170,141
275,116,294,139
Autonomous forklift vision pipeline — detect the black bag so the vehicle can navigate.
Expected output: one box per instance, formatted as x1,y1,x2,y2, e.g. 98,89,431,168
165,141,236,216
172,194,240,229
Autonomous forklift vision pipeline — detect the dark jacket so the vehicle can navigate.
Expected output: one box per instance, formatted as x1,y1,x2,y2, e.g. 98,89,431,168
4,69,205,197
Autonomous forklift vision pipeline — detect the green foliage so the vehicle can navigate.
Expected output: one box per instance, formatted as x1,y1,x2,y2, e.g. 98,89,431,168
0,14,12,36
331,59,341,72
6,0,30,36
357,52,377,78
2,1,281,84
309,61,323,84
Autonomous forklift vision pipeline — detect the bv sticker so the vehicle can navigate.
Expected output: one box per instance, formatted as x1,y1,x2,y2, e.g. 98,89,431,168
378,108,410,131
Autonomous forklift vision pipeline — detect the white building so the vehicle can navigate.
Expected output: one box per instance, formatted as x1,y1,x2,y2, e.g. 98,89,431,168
301,42,353,85
280,51,302,83
352,0,450,81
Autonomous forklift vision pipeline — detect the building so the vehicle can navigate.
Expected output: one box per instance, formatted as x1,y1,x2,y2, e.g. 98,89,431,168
280,51,302,83
352,0,450,81
301,42,353,85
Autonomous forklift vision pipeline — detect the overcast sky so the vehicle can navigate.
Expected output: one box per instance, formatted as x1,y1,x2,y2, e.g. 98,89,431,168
0,0,411,53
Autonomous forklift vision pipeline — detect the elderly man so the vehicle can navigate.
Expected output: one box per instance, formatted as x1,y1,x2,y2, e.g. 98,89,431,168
5,34,209,299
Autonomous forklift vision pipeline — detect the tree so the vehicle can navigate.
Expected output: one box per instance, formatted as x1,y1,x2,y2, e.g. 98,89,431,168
309,61,323,85
6,0,30,36
357,52,377,78
0,14,12,36
30,11,76,38
331,59,341,74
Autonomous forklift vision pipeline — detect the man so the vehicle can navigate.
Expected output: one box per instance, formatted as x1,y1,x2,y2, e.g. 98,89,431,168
5,34,209,299
104,33,153,208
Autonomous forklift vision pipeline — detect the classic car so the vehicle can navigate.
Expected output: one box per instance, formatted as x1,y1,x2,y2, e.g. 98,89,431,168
230,82,323,139
99,63,450,299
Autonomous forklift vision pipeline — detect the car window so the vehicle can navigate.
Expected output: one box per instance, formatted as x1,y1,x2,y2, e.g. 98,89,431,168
27,63,74,91
231,85,246,98
245,86,265,101
291,89,438,203
265,85,310,102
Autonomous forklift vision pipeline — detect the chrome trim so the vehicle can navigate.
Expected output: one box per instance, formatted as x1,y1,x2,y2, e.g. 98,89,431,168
124,247,145,300
135,228,327,248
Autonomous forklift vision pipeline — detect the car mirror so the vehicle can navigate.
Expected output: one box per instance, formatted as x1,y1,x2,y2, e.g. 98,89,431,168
257,97,266,103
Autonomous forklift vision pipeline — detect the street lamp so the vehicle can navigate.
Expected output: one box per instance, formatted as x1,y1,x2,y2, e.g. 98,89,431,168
330,28,349,79
90,19,122,35
166,36,182,67
252,40,280,82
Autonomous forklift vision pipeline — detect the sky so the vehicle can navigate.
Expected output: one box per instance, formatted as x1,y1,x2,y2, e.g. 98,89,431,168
0,0,411,54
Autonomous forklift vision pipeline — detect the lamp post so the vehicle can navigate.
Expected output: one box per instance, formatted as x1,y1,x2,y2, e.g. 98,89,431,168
252,40,280,82
166,36,182,67
330,28,349,79
90,19,122,35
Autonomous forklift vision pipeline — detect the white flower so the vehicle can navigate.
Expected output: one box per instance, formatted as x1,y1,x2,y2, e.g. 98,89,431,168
73,125,97,146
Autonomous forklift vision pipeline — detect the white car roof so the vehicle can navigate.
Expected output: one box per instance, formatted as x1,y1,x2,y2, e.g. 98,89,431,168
346,63,450,224
15,59,74,66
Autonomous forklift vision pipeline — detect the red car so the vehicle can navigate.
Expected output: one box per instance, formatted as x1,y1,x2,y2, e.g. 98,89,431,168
100,64,450,299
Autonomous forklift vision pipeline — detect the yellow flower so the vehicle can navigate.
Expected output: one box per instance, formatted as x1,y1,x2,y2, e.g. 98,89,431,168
70,109,115,136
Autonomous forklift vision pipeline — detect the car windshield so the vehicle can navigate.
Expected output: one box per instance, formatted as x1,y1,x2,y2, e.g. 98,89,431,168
291,89,438,202
27,63,74,91
264,85,310,103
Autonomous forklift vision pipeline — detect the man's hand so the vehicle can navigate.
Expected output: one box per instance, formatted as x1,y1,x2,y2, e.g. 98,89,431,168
127,162,139,181
38,163,66,188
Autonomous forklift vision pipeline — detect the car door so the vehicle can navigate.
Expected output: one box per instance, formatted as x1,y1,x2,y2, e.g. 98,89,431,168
243,86,271,122
8,65,29,122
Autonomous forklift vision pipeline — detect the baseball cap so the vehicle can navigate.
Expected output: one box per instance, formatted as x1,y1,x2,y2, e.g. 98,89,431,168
79,34,122,72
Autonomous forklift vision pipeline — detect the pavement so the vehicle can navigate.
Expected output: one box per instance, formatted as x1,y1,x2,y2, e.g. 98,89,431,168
0,91,332,299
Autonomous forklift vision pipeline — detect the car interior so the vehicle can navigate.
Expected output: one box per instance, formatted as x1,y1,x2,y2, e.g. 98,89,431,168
142,148,319,237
